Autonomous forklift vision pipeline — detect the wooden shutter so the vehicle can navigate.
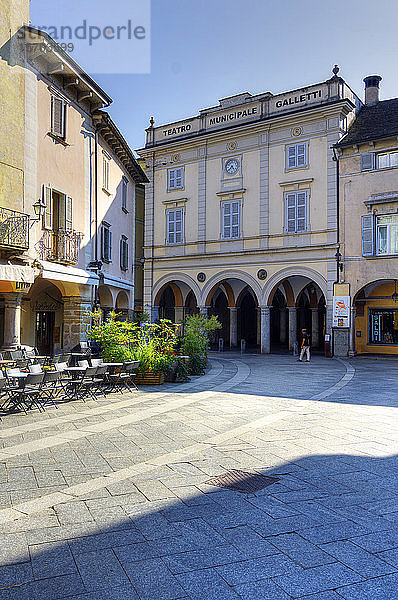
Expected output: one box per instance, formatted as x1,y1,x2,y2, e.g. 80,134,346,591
65,197,73,231
297,144,306,167
167,210,175,244
286,193,296,232
231,202,240,238
51,96,64,137
362,215,375,256
168,170,175,189
42,186,52,229
109,229,112,261
361,153,375,171
296,192,307,231
287,146,296,168
175,168,183,188
101,226,104,260
175,209,182,243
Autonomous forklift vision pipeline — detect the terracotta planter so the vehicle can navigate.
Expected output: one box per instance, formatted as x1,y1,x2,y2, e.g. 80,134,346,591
135,370,165,385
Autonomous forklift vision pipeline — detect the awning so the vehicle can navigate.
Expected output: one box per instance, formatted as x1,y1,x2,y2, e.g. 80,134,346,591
38,261,99,286
0,264,36,283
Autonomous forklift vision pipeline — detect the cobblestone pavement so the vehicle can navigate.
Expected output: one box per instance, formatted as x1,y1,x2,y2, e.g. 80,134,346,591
0,353,398,599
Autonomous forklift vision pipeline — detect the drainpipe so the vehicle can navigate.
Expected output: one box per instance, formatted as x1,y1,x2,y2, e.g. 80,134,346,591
332,146,341,283
150,151,155,319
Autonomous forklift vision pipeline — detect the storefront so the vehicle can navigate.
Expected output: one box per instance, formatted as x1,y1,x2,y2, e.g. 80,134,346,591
354,281,398,355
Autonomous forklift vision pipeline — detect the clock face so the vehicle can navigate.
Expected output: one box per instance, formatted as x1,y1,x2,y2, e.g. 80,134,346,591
225,158,239,175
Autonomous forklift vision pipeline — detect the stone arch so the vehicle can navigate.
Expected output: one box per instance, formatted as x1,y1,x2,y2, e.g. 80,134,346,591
115,290,129,310
205,281,236,307
152,273,201,306
201,270,262,307
98,285,114,308
236,285,259,308
262,267,328,306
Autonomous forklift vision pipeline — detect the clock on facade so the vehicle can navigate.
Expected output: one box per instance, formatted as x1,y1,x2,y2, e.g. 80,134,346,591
224,158,239,175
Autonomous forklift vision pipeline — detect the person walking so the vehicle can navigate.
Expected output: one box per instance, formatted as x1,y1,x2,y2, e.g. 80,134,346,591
298,328,311,362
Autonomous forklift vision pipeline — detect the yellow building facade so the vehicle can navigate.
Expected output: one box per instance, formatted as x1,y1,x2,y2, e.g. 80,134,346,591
139,69,360,353
337,76,398,355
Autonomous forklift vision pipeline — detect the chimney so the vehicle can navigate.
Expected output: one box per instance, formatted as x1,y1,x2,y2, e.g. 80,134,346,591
364,75,382,106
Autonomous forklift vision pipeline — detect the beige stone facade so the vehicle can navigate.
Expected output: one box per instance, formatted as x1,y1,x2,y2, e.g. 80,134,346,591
0,16,147,353
138,70,360,353
337,77,398,355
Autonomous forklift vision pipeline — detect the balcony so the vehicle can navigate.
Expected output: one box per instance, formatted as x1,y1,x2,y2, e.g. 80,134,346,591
38,230,83,266
0,207,29,252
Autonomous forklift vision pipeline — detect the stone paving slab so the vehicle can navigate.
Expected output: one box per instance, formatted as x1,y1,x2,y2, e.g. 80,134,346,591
1,354,398,598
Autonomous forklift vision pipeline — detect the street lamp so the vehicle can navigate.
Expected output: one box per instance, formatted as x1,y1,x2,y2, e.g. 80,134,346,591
87,260,103,310
32,199,46,221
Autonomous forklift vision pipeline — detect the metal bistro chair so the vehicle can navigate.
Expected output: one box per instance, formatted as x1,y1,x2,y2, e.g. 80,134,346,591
39,370,63,408
68,366,98,402
108,361,139,394
8,372,45,413
90,364,109,398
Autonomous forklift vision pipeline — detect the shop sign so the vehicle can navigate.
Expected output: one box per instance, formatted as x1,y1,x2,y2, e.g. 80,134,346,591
333,296,350,328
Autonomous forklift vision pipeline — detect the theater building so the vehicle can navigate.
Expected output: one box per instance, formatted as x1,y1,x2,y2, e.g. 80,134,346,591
138,68,360,352
336,76,398,356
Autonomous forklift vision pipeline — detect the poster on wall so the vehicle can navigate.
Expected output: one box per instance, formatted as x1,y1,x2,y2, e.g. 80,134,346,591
333,296,351,328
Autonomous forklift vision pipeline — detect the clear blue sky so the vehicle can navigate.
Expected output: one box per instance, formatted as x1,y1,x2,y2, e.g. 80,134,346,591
30,0,398,150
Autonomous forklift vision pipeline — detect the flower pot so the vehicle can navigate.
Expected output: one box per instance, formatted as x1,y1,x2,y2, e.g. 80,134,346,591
135,370,165,385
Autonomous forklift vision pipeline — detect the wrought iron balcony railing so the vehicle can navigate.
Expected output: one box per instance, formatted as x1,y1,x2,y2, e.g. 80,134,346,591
37,229,83,266
0,207,29,251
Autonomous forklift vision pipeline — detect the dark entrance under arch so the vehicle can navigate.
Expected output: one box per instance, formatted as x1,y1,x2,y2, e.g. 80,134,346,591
271,288,288,352
158,285,175,322
238,291,257,347
211,291,230,348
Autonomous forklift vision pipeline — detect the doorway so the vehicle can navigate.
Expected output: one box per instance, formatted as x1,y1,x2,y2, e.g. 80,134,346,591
36,311,55,356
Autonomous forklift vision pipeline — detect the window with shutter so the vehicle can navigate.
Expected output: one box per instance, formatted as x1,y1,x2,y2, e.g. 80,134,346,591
51,96,66,138
43,186,52,230
361,214,375,256
121,177,128,211
166,208,184,244
120,237,129,270
286,143,307,170
101,223,112,262
168,168,184,190
361,153,375,171
285,191,308,233
222,201,241,239
103,155,110,191
58,194,72,231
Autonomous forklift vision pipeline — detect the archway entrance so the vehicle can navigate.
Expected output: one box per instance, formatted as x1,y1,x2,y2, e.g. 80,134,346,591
353,279,398,355
237,289,257,348
154,280,198,325
205,278,260,350
267,276,326,352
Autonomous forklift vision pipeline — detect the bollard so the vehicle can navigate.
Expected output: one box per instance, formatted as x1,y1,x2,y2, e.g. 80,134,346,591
293,341,299,356
218,338,224,352
240,339,246,354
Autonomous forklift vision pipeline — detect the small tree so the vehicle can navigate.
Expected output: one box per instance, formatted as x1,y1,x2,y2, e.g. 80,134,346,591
89,310,137,362
182,314,221,375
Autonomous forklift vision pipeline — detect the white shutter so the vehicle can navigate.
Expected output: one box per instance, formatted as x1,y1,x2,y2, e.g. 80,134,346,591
175,168,183,188
361,153,375,171
288,146,296,168
286,193,296,232
167,210,175,243
297,144,306,167
296,192,307,231
231,202,240,238
362,214,375,256
66,197,73,231
168,170,175,189
175,209,182,243
43,186,52,230
223,203,231,238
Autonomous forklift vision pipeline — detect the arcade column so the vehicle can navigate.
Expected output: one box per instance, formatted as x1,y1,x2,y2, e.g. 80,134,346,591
260,306,271,354
2,292,22,349
288,306,297,351
229,307,238,347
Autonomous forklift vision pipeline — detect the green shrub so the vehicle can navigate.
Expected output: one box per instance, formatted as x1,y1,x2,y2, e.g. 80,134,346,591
182,314,221,375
